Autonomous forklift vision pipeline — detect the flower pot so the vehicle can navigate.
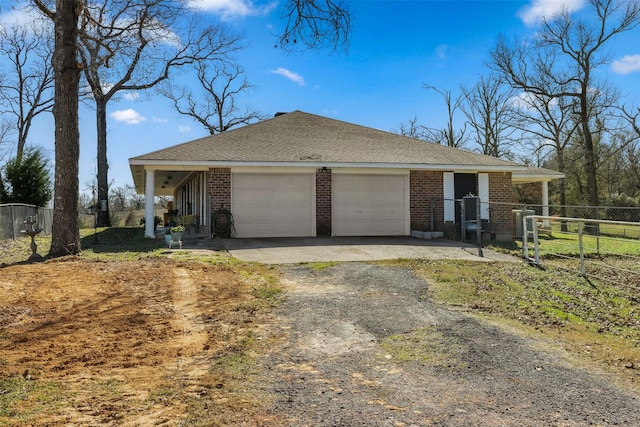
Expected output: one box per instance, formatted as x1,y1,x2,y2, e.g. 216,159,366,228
165,234,172,246
170,231,182,242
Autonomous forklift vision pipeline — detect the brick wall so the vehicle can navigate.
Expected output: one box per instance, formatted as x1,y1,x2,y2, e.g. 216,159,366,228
316,169,332,236
410,170,444,231
207,168,231,215
488,172,512,236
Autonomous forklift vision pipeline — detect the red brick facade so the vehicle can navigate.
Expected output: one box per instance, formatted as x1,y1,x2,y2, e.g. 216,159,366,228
488,172,512,236
409,170,444,231
207,168,231,215
316,169,332,236
202,168,513,238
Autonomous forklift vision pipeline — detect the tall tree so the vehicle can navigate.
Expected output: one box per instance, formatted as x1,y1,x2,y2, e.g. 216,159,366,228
32,0,82,256
0,15,54,159
461,74,517,158
161,62,265,135
77,0,242,227
491,0,640,207
512,92,579,220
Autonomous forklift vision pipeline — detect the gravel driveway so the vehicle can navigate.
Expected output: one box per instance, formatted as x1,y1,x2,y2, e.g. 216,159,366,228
260,262,640,426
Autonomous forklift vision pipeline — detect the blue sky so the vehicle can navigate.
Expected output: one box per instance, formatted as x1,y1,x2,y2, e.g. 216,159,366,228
4,0,640,194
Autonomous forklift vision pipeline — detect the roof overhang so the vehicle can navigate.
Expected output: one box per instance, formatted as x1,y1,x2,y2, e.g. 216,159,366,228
129,159,530,195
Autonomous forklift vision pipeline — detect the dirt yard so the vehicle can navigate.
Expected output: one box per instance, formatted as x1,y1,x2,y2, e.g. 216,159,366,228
0,257,284,426
2,257,640,426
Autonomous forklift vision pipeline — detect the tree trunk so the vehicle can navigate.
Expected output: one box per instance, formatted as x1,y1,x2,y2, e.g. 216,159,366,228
96,97,111,227
48,0,81,257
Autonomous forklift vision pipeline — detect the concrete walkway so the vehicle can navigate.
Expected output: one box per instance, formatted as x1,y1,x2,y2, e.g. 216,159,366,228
217,236,519,264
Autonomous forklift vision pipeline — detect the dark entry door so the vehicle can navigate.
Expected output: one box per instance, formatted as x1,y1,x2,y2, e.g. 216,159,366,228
454,173,476,224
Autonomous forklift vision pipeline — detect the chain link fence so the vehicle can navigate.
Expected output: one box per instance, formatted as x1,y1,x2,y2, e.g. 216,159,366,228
0,203,53,240
521,215,640,290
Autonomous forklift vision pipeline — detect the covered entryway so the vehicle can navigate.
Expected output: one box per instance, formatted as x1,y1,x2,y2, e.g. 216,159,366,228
231,173,315,238
332,174,409,236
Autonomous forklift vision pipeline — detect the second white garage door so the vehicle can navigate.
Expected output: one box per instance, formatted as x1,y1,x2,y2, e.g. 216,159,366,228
232,173,314,238
332,174,409,236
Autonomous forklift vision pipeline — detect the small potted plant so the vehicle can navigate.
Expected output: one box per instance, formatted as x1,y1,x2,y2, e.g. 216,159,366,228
170,224,185,242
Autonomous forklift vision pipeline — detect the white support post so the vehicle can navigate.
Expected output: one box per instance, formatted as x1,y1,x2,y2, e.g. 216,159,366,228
542,181,550,228
144,168,156,238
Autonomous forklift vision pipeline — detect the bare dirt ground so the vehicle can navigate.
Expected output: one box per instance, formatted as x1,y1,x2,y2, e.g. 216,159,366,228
2,257,640,426
0,257,281,426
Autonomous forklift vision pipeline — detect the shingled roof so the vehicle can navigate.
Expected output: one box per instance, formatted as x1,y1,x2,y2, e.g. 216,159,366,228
130,110,526,169
130,111,558,193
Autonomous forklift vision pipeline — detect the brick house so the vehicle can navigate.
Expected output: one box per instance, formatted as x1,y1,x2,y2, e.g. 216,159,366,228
130,111,562,239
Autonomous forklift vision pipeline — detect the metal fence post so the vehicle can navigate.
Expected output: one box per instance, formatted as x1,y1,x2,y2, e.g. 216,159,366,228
430,197,435,232
11,204,15,240
533,216,540,265
578,221,585,277
522,213,528,260
460,198,466,241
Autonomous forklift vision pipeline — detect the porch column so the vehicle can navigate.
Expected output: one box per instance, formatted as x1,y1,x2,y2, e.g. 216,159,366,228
542,180,550,227
144,168,156,238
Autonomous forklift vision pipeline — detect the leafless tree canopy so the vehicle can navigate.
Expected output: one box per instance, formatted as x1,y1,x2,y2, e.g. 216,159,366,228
461,74,517,159
162,62,266,135
278,0,351,52
0,15,54,159
76,0,243,226
491,0,640,206
423,85,468,148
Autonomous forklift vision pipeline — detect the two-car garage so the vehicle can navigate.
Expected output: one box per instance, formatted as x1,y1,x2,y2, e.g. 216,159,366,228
231,171,409,238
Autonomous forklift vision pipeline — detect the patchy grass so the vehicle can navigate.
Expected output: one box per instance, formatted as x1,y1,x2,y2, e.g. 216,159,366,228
380,326,466,369
395,259,640,390
0,376,65,424
304,261,340,270
1,227,167,265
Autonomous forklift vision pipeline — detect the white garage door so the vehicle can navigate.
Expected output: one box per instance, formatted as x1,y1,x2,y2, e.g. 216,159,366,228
333,174,408,236
232,173,314,238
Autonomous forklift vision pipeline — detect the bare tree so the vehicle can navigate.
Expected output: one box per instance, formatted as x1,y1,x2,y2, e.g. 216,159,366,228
77,0,242,226
32,0,82,257
162,62,265,135
461,74,517,158
512,92,580,220
423,85,468,148
396,116,429,141
0,15,54,159
491,0,640,207
278,0,350,52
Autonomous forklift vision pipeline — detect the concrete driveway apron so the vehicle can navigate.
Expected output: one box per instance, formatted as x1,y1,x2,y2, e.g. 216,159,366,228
220,236,518,264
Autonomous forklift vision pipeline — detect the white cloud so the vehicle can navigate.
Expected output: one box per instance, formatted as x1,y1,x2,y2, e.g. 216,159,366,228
270,67,305,86
153,117,168,123
124,92,139,101
178,125,191,133
518,0,586,26
435,44,448,60
509,92,557,111
612,54,640,75
111,109,146,125
186,0,276,20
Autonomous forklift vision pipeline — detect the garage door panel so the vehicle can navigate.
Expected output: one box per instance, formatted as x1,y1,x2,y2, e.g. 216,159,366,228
333,174,408,236
232,173,314,238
